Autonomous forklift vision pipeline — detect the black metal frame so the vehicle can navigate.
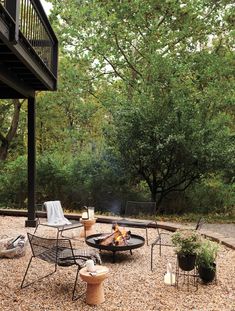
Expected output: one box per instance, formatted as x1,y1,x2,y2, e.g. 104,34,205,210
0,0,58,77
25,97,37,227
21,233,84,301
175,258,199,291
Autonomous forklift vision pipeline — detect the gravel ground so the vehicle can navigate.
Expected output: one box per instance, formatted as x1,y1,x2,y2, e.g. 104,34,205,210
0,216,234,311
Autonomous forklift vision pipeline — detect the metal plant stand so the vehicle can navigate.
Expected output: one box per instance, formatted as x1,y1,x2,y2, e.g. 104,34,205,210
175,258,199,291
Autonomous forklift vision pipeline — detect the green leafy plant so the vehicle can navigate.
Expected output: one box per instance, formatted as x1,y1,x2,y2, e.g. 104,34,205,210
196,239,219,270
172,229,201,255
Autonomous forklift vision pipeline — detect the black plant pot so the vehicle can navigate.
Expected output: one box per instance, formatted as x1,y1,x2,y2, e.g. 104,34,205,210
178,253,196,271
198,263,216,283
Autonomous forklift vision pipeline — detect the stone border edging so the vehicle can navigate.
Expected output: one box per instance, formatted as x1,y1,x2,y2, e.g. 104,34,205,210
0,209,234,250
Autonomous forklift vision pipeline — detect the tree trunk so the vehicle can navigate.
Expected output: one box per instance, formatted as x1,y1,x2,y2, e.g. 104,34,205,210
0,136,8,161
0,99,22,161
151,188,157,202
150,172,157,202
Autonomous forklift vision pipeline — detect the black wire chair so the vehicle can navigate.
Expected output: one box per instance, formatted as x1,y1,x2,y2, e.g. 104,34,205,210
21,233,102,300
116,201,157,245
34,202,83,240
150,217,205,271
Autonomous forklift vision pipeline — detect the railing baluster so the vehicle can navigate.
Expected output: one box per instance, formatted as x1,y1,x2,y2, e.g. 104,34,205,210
26,0,29,38
29,2,33,42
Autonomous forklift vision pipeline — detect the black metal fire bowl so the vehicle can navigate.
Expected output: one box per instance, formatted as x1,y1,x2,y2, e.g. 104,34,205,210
85,233,145,262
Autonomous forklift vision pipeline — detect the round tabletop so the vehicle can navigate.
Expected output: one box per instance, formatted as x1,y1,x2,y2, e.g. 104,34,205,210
79,265,109,283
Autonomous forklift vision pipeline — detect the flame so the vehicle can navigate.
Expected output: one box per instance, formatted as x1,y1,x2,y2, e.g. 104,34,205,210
112,224,129,245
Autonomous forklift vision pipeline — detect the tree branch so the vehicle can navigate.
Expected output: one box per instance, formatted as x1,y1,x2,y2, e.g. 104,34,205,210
114,33,143,78
6,99,22,142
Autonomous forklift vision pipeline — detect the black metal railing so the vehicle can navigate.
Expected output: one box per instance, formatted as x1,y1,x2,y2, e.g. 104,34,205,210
0,0,57,77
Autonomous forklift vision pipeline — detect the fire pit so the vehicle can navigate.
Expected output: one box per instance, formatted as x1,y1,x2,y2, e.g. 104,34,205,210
85,224,145,262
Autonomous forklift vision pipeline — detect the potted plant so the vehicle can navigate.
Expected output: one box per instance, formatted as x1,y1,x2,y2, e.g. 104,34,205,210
172,229,201,271
196,239,218,283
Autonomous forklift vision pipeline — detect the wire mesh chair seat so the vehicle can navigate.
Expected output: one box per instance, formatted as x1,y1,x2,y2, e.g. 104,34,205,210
34,202,83,240
116,201,156,245
150,217,205,271
21,233,102,300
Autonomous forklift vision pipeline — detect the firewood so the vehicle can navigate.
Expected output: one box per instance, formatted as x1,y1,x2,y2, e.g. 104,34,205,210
94,224,131,246
99,231,121,246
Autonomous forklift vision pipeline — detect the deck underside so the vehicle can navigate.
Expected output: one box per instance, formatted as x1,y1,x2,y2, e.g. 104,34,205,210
0,1,57,98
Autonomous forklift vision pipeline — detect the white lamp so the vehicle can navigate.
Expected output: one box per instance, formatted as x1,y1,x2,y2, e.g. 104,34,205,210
164,262,176,285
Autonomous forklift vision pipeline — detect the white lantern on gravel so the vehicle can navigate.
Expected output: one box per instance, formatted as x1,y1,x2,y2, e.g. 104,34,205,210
164,262,175,285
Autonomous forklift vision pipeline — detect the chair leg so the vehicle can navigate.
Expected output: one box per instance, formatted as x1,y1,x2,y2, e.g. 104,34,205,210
146,228,149,246
72,266,85,301
33,224,39,234
159,237,162,256
151,244,154,271
21,256,33,288
21,257,57,289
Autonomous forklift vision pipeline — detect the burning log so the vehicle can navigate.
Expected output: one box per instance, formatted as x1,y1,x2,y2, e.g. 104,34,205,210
94,224,131,246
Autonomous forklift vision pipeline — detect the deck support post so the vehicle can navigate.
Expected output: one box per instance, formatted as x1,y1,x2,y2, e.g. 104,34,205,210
25,97,37,227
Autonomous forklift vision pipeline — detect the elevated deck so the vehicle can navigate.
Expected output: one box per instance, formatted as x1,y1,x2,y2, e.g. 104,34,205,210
0,0,58,98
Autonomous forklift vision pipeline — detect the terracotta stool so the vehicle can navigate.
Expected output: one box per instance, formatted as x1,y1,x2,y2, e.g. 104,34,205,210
79,265,109,305
80,218,96,238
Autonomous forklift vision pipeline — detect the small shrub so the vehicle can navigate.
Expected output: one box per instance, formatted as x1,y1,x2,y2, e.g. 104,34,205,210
172,229,201,255
196,239,219,270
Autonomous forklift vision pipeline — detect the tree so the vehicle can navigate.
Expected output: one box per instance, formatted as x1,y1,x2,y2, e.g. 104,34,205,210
0,99,26,161
47,0,234,207
36,56,106,156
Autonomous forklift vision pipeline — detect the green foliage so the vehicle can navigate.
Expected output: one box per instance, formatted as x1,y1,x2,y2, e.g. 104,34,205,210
0,100,27,160
36,153,69,204
0,150,139,211
46,0,234,206
186,176,235,215
172,229,201,255
36,56,106,156
0,156,27,207
66,149,133,212
36,150,133,212
196,239,219,269
0,0,234,217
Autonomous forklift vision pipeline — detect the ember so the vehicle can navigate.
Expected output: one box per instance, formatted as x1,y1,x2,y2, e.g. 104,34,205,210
94,224,131,246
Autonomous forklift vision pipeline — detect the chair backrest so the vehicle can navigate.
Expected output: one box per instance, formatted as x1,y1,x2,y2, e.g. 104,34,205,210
27,233,74,264
43,201,72,226
35,201,65,224
124,201,156,217
36,201,63,212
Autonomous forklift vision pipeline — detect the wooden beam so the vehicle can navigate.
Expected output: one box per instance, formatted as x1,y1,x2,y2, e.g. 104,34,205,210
0,63,35,98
